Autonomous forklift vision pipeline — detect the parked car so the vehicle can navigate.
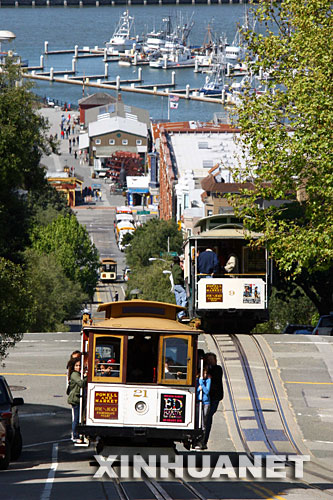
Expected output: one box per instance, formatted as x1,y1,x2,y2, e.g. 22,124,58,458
0,376,24,470
283,324,314,335
312,314,333,336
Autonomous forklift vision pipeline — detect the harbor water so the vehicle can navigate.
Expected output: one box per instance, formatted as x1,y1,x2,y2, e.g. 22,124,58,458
3,5,248,121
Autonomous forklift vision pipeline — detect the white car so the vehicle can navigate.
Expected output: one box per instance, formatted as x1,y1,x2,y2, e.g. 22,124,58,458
312,314,333,336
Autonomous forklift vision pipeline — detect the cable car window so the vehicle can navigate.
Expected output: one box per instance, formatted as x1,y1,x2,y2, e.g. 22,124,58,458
92,335,123,382
102,263,116,272
159,335,192,385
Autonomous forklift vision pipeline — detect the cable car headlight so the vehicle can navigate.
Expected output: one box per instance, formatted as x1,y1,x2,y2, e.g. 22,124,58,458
135,401,147,414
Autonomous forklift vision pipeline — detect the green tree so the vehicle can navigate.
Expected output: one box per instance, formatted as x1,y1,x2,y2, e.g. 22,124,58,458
252,284,318,333
230,0,333,313
125,219,183,269
31,213,100,298
0,258,32,358
127,261,175,303
23,250,85,332
0,59,53,260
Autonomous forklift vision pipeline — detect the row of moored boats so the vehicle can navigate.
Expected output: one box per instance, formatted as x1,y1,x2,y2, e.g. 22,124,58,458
104,10,268,98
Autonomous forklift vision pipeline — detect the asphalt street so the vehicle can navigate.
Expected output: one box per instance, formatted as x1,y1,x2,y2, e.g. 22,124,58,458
0,106,332,499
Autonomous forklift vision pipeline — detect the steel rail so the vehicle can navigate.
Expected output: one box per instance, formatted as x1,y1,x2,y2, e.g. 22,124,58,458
212,333,333,496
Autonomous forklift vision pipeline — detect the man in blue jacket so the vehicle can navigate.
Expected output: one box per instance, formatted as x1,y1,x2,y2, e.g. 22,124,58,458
197,248,220,276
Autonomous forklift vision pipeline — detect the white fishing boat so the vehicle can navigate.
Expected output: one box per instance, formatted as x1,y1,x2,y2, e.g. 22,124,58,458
224,8,255,67
144,30,167,53
105,11,139,54
144,13,194,56
149,46,194,69
199,64,225,95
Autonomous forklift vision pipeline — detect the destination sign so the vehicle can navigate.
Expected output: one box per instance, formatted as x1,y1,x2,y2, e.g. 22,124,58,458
94,391,118,420
206,283,223,302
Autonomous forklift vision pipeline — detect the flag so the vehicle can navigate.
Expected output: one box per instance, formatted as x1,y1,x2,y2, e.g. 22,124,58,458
169,95,179,109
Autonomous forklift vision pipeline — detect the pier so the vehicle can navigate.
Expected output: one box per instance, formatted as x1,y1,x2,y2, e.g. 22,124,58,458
22,72,226,105
0,0,249,7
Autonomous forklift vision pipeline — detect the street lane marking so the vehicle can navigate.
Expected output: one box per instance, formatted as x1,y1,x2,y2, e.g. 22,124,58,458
40,442,58,500
285,381,333,385
245,483,287,500
0,372,66,377
24,438,70,449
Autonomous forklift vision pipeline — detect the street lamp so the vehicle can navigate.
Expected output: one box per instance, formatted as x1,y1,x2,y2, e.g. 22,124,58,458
149,257,168,263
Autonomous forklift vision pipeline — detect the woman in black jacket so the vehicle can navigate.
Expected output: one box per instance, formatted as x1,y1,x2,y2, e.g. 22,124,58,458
203,352,223,448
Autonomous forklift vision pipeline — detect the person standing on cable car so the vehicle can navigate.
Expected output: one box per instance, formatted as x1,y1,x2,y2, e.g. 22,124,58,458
67,358,87,444
203,352,223,448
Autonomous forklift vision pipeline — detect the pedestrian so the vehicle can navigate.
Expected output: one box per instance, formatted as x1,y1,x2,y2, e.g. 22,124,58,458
195,365,211,450
69,145,72,154
72,136,75,146
74,151,77,160
54,133,58,140
202,353,223,448
114,291,119,302
67,358,87,444
61,129,64,140
69,138,72,147
171,256,187,319
197,248,220,277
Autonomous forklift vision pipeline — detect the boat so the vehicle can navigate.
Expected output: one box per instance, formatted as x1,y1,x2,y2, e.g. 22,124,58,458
199,64,226,95
105,11,140,54
144,13,194,56
149,46,194,69
224,8,256,69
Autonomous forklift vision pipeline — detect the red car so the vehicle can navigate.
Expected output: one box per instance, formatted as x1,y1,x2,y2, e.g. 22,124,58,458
0,376,24,470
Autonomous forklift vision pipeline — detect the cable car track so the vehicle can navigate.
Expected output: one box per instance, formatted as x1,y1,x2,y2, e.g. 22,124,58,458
104,470,208,500
212,333,333,494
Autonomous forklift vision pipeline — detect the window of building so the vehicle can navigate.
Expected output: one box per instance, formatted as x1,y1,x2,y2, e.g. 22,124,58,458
109,139,115,145
122,139,128,145
95,139,101,145
136,139,142,146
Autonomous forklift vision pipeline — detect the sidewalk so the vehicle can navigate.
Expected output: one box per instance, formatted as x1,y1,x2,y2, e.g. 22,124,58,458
39,105,122,209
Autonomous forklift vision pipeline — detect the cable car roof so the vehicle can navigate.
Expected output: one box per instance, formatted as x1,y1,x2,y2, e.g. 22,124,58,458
98,300,184,320
93,300,202,333
100,258,117,264
86,316,200,333
191,227,263,239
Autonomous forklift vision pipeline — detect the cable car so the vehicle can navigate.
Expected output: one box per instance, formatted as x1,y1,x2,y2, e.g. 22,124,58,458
100,258,117,282
183,214,272,332
77,300,203,449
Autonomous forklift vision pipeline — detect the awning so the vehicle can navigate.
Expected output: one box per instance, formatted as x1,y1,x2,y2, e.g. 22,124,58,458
79,133,89,150
127,187,150,194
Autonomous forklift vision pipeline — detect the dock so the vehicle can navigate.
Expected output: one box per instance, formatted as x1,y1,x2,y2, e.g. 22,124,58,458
22,72,227,105
0,0,249,6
